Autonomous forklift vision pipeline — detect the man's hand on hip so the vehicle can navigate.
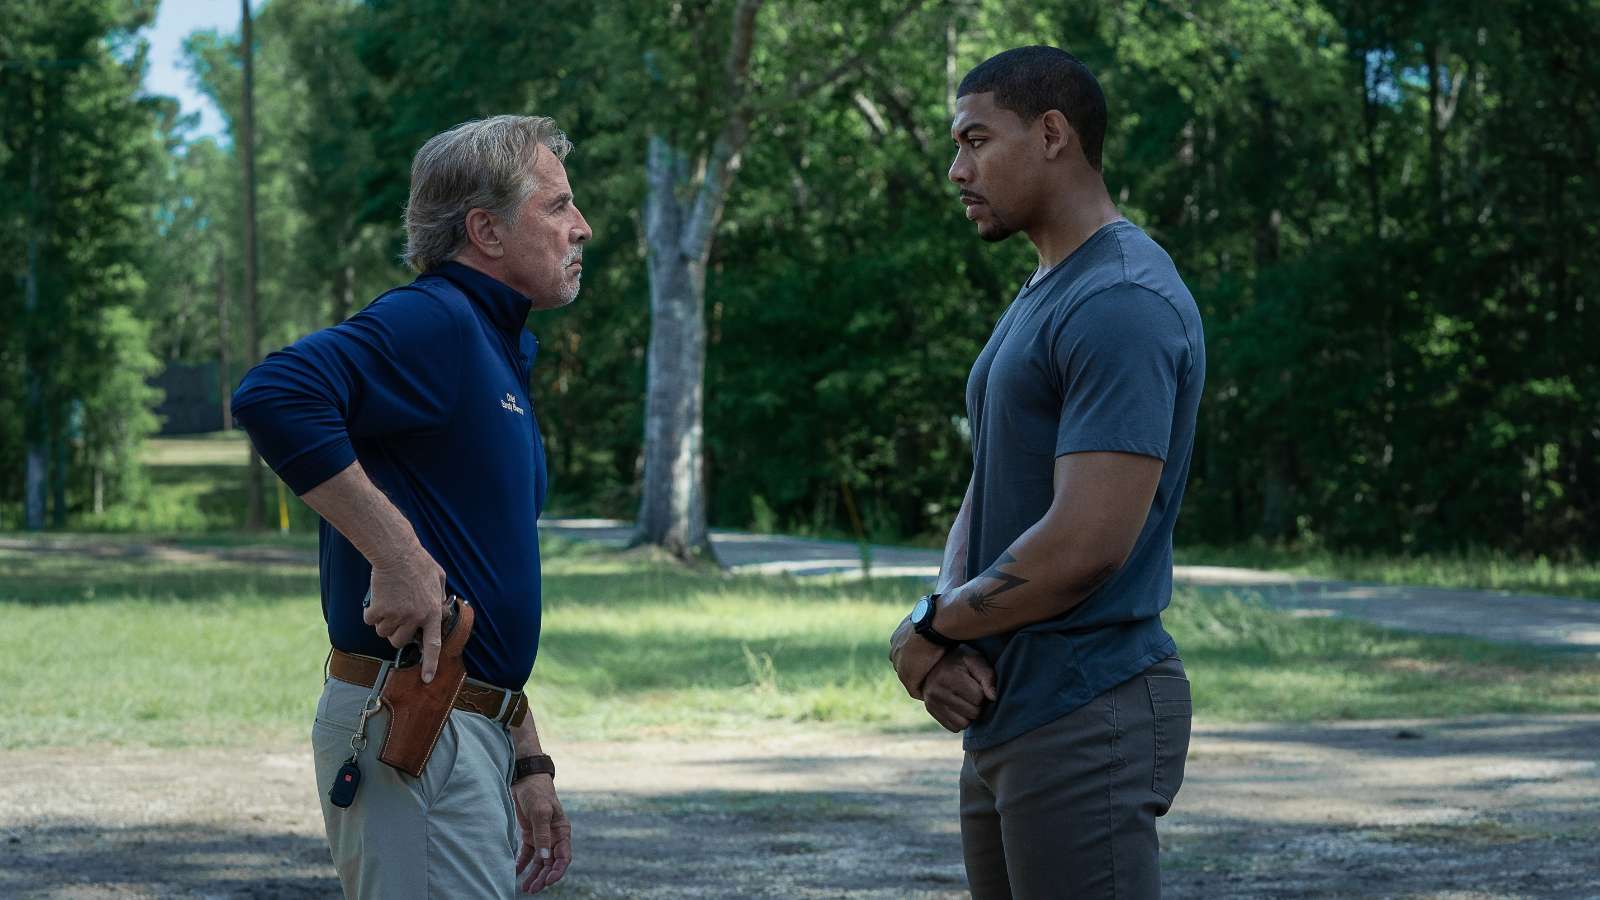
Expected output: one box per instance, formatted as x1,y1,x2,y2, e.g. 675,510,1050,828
364,546,449,682
923,647,998,732
514,775,571,894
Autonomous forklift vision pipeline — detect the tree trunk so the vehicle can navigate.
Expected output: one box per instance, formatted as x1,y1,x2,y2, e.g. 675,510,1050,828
217,252,231,430
335,262,355,323
1359,39,1383,242
633,0,763,563
1426,39,1443,231
1254,88,1293,542
1259,447,1295,540
631,0,922,562
50,421,67,528
944,14,958,116
241,0,265,529
23,147,47,531
636,137,714,561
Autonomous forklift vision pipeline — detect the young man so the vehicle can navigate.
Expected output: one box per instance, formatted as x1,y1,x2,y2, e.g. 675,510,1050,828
233,115,590,898
889,47,1205,899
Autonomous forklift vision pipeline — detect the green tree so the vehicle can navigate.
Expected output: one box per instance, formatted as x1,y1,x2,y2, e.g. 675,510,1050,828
0,0,168,529
107,0,1600,559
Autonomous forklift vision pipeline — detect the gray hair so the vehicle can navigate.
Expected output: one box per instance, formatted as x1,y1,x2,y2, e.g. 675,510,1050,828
402,115,573,272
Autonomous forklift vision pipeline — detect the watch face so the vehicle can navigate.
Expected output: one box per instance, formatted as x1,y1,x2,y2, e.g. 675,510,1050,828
912,597,931,625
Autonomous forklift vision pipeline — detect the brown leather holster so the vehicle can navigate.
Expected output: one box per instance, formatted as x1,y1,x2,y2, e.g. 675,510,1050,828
378,599,475,778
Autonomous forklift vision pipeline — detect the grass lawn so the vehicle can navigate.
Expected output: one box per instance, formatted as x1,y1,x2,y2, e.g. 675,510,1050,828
66,431,323,534
49,433,1598,602
2,535,1597,750
1175,542,1600,601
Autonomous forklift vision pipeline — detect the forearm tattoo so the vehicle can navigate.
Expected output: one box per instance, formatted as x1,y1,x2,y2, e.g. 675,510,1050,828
964,552,1029,615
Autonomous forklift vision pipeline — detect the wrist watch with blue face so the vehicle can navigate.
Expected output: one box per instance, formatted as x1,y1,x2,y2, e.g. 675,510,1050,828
911,593,958,647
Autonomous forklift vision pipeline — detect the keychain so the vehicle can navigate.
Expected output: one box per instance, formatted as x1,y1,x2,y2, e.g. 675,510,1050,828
328,654,395,810
330,591,462,808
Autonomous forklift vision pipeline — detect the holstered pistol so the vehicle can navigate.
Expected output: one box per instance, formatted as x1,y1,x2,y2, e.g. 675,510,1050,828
378,596,474,777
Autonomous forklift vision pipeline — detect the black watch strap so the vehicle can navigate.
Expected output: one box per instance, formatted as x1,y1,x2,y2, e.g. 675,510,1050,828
513,754,555,783
913,595,959,648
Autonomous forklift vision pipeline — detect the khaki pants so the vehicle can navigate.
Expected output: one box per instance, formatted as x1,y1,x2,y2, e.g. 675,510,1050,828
310,676,520,899
959,656,1192,899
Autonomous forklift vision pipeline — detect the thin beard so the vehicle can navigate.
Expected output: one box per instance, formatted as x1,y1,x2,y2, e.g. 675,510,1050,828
981,208,1016,242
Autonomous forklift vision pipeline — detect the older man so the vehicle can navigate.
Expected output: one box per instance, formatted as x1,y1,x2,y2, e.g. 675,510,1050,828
233,115,590,898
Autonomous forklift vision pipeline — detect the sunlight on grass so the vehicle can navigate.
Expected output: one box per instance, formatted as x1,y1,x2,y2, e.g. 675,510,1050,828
2,537,1598,749
140,432,252,467
1176,542,1600,601
54,432,320,533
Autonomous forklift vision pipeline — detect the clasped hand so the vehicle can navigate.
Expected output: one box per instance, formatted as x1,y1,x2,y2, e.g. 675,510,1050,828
889,616,997,732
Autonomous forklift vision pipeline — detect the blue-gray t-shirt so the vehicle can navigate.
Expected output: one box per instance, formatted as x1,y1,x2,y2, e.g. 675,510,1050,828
962,219,1205,751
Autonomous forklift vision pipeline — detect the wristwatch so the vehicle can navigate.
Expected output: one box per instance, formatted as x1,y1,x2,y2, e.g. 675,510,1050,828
513,754,555,783
910,594,958,647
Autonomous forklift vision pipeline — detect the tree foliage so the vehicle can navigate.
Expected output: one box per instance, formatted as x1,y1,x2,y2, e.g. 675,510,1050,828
5,0,1596,555
0,0,169,527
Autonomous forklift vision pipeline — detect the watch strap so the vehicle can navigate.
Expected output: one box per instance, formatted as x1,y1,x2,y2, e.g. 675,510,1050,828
913,594,959,648
513,754,555,783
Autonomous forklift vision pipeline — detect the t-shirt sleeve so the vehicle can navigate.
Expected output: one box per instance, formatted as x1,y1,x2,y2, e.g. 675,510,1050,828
1053,283,1191,462
230,290,464,495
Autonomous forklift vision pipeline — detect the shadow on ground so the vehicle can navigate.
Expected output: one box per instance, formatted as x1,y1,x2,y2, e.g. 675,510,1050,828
1158,716,1600,899
0,821,338,899
1,787,967,900
4,716,1599,898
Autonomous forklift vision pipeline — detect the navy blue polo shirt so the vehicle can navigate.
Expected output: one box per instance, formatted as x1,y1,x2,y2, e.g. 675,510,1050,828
232,262,549,690
962,220,1205,751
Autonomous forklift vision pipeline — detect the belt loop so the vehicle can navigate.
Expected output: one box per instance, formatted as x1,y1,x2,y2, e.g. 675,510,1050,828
492,688,513,724
322,647,333,682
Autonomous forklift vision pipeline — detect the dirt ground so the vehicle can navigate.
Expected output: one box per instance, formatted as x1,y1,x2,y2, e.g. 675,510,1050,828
2,715,1596,899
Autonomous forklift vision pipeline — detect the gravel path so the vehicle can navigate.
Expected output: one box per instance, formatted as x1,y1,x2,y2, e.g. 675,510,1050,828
4,532,1598,896
4,716,1596,898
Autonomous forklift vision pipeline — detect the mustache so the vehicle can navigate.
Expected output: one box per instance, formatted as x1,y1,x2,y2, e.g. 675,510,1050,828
562,248,583,266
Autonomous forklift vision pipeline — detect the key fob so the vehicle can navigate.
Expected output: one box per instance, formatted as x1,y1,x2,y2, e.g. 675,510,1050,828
329,758,362,809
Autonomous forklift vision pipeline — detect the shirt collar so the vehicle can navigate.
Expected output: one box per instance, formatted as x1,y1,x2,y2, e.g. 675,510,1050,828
432,261,533,333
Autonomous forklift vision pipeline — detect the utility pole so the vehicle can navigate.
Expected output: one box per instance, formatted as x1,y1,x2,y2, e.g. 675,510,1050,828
23,145,46,530
241,0,264,529
217,252,231,431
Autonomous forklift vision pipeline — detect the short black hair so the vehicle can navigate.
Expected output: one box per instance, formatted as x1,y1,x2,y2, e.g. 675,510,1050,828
957,46,1108,171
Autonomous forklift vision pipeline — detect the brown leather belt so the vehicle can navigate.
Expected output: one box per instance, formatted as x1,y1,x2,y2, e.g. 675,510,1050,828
328,649,529,728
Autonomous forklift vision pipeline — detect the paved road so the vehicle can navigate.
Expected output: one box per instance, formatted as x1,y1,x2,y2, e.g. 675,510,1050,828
7,524,1595,650
542,518,1600,651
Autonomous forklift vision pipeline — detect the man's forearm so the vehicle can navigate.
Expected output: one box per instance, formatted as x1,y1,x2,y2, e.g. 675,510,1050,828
891,479,972,679
932,512,1118,641
300,461,424,566
510,712,545,757
932,451,1162,642
934,478,975,595
889,479,974,699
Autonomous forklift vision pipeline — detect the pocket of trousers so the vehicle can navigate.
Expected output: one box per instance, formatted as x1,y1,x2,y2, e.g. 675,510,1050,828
311,718,357,802
1146,675,1192,807
405,712,461,809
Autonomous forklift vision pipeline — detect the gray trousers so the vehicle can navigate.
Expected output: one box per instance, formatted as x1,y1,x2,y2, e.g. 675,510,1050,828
960,656,1191,900
310,676,521,899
